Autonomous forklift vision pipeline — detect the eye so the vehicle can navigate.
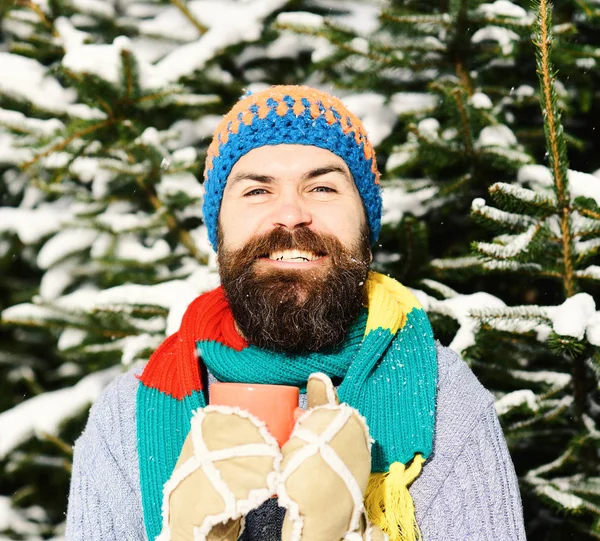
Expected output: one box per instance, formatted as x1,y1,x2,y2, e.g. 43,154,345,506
244,188,269,196
312,186,336,193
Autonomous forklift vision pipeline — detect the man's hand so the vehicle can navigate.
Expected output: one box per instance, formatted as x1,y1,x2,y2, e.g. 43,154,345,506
158,406,281,541
278,373,388,541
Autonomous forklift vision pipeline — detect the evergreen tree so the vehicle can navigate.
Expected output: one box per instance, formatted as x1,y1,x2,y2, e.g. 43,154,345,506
280,0,600,538
1,0,599,538
0,0,316,537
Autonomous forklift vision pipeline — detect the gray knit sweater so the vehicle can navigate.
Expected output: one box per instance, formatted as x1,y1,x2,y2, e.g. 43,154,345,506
65,344,526,540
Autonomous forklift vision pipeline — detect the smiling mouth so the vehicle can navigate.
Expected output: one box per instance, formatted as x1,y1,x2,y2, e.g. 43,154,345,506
259,249,326,263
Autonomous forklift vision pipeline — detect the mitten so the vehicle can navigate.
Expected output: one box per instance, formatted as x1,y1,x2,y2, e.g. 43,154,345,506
158,405,281,541
278,373,388,541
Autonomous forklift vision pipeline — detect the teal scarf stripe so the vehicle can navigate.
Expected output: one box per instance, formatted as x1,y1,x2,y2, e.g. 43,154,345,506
137,384,206,541
198,307,437,471
196,310,369,391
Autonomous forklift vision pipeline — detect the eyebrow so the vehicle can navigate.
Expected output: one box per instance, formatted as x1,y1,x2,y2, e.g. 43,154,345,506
227,164,352,187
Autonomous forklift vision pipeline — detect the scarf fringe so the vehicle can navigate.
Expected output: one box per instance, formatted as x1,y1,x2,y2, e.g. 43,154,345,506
364,454,425,541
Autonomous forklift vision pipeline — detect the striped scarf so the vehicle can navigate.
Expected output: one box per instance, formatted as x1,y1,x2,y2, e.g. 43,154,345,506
136,272,437,540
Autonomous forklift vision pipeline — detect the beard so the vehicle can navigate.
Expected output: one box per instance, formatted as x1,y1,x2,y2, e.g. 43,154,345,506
217,225,371,354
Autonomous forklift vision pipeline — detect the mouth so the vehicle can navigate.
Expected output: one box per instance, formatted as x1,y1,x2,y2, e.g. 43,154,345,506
257,249,327,266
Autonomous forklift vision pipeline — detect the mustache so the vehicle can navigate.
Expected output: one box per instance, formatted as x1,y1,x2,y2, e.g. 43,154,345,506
220,227,337,264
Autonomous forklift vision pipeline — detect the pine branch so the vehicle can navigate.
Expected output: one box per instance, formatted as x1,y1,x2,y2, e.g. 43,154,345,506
533,0,575,297
15,0,57,36
169,0,208,35
134,174,207,265
451,87,474,155
22,118,116,171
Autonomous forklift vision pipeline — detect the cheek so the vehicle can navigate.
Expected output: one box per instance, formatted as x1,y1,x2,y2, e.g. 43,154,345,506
218,205,264,250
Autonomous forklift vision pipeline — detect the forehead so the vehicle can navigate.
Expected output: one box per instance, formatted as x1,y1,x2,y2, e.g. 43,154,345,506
226,144,351,180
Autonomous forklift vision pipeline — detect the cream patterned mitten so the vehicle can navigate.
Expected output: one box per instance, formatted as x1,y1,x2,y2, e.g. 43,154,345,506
158,406,281,541
278,373,388,541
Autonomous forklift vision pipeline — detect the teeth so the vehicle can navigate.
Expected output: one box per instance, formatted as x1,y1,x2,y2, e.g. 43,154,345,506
268,249,319,262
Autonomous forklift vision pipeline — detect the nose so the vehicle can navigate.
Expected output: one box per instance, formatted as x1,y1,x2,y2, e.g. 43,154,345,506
271,193,312,230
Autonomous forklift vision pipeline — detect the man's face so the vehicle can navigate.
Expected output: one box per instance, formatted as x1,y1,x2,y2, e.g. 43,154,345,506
217,144,371,353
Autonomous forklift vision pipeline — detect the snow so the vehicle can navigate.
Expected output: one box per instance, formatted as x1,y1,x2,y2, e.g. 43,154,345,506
575,237,600,256
96,210,158,233
471,197,535,227
0,53,75,112
470,92,493,109
476,224,538,259
71,0,115,19
0,133,33,165
517,166,600,205
417,118,440,138
0,207,70,244
567,170,600,205
477,1,529,19
547,293,596,341
341,93,394,146
536,485,584,510
0,108,65,136
492,182,556,206
586,312,600,346
114,236,171,263
477,124,517,147
390,93,438,116
386,146,415,170
0,367,121,459
382,184,438,223
471,26,520,55
121,334,162,365
437,292,507,352
514,85,535,98
40,260,77,300
153,0,289,84
509,369,571,389
62,36,168,90
158,172,204,200
276,11,324,29
0,496,42,536
37,229,98,269
57,328,87,351
322,0,381,36
54,16,90,52
495,389,539,416
576,265,600,280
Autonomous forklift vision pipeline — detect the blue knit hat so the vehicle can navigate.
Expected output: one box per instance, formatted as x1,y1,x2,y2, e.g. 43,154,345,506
202,85,382,249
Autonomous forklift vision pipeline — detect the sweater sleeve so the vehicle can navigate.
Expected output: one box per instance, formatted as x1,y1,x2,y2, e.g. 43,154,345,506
65,367,146,541
412,345,526,541
418,403,526,540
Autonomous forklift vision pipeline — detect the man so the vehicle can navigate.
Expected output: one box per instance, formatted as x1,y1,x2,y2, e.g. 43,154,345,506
66,86,526,541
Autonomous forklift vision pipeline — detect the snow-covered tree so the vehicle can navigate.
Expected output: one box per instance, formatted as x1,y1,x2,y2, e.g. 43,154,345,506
2,0,600,538
280,0,600,538
0,0,319,537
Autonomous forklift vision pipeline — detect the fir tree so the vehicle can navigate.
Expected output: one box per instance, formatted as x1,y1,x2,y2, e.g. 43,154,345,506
0,0,315,537
280,0,600,538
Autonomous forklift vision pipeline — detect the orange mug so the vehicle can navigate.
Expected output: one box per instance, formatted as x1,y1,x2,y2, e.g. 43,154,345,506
209,382,303,447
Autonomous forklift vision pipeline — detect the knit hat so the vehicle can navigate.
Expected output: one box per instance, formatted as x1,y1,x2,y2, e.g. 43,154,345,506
202,85,382,249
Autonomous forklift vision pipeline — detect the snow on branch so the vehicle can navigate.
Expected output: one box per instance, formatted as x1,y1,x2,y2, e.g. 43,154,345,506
490,182,557,209
575,266,600,281
472,197,536,229
0,366,121,459
495,389,539,416
475,223,539,259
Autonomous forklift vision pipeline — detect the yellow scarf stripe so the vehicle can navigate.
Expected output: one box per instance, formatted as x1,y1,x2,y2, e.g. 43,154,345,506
365,272,422,336
365,454,426,541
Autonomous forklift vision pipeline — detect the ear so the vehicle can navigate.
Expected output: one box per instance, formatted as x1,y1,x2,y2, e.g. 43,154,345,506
307,373,340,408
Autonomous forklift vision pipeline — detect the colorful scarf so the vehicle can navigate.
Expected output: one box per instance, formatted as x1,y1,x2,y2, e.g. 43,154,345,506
137,272,437,541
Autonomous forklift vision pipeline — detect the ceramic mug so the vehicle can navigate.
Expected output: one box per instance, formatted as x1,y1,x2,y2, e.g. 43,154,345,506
209,382,303,447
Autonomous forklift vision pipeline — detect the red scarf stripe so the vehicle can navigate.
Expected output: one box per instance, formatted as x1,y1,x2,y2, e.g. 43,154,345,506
138,286,248,399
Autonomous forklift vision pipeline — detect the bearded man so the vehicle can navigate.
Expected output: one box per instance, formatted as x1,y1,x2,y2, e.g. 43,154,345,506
66,86,526,541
